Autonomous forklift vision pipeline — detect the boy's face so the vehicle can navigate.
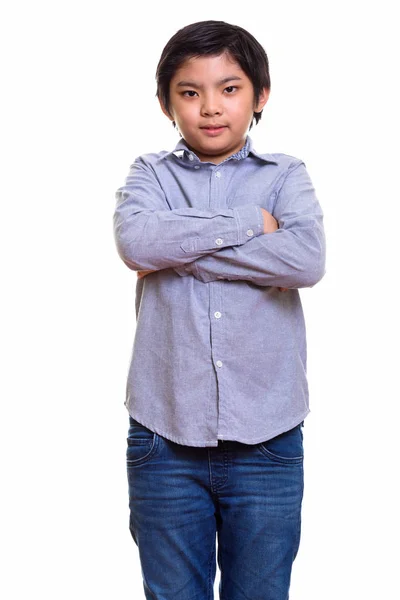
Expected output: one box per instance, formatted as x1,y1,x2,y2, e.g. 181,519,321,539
159,52,269,164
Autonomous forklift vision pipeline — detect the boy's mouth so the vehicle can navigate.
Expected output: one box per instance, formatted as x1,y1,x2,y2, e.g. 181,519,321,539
200,125,227,136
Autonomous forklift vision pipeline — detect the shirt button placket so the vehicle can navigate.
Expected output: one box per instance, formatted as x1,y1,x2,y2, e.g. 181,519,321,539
210,165,227,437
212,284,226,433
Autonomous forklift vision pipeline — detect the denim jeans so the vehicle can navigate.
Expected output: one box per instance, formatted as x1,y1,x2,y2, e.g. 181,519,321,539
126,416,304,600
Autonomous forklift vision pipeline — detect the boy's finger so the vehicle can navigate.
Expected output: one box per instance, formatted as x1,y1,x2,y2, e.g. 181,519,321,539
138,270,154,278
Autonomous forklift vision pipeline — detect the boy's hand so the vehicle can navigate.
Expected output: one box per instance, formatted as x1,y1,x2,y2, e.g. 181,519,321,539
137,269,156,279
261,208,278,234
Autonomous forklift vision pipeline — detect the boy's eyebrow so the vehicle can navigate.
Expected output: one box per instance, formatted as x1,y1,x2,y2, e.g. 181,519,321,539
175,76,243,89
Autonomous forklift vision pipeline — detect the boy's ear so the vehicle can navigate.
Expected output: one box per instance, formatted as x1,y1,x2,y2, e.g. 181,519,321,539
158,97,174,121
254,87,270,113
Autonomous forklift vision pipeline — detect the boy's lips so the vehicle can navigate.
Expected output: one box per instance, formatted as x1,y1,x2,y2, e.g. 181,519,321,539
200,125,227,136
201,124,227,129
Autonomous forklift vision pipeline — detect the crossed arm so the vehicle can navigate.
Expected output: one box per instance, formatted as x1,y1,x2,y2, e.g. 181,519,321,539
136,208,290,290
114,157,325,290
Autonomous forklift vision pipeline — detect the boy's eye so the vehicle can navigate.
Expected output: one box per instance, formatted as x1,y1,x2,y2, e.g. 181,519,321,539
182,86,238,98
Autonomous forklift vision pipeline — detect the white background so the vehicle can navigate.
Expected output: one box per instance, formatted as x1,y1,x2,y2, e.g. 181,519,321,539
1,1,399,598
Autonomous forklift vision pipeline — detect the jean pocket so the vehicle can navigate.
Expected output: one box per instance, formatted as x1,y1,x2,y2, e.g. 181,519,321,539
257,424,304,465
126,417,159,466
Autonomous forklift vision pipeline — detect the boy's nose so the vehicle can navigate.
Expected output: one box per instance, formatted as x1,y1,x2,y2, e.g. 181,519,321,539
200,96,222,116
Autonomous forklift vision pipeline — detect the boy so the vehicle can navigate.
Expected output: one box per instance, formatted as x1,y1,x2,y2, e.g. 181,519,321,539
114,20,325,600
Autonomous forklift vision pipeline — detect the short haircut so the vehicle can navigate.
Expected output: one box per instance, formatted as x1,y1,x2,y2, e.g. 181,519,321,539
156,20,271,130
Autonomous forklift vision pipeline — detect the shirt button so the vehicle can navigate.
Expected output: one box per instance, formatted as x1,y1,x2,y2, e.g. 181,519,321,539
217,276,224,280
214,311,221,319
215,171,221,178
246,229,254,237
194,165,200,170
216,360,223,368
215,238,223,246
188,154,194,161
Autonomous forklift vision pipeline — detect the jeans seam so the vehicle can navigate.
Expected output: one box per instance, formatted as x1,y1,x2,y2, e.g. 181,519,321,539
207,537,215,600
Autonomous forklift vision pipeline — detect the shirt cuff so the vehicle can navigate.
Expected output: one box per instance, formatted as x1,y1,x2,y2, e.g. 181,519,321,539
233,204,264,243
175,205,263,277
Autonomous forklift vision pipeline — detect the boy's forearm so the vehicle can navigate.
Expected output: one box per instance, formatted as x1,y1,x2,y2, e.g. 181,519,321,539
172,207,278,278
175,225,325,288
131,209,274,280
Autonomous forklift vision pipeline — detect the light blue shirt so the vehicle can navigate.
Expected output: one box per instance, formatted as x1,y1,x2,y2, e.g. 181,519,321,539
113,135,326,447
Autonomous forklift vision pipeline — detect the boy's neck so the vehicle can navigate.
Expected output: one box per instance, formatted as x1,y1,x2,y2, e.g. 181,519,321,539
182,136,249,165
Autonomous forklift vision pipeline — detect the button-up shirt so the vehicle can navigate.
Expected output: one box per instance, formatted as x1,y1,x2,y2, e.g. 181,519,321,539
113,135,326,447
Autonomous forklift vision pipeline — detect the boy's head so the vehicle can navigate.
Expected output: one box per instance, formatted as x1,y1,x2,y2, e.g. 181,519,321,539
156,21,271,164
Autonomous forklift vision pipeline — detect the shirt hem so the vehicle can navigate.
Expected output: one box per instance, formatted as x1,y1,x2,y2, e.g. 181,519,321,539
127,408,219,447
217,410,310,445
126,406,310,448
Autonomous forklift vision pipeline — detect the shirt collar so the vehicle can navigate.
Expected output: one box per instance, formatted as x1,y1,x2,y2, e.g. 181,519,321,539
162,135,278,165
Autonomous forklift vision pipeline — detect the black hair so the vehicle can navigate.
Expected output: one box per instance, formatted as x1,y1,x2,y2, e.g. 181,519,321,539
155,20,270,130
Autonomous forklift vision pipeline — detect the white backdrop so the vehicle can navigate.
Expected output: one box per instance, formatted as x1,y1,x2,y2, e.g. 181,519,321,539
1,1,399,598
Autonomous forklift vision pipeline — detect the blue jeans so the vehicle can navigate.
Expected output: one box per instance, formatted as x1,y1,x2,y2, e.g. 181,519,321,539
126,416,304,600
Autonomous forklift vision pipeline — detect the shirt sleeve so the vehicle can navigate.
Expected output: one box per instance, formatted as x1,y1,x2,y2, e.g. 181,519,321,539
113,156,264,271
176,161,326,288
